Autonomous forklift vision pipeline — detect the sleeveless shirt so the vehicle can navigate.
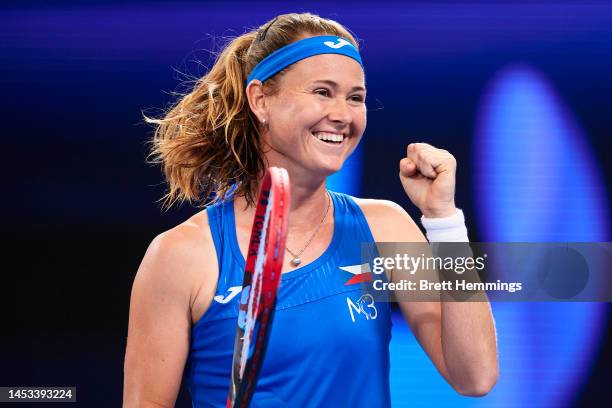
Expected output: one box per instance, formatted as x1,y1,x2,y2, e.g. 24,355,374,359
185,191,392,407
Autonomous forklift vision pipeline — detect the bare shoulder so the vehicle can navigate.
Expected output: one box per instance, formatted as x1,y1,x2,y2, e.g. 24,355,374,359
136,209,218,316
124,210,217,407
351,197,426,242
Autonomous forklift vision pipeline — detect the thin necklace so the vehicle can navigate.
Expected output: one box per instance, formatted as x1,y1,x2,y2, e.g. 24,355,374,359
285,192,331,267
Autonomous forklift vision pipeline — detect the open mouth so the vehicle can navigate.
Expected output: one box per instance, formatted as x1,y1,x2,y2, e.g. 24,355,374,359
312,131,345,145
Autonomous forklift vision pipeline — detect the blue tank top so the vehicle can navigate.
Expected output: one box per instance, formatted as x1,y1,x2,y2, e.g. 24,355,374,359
185,191,392,407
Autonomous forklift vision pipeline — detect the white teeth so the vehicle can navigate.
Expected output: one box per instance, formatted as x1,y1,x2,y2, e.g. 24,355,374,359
314,132,344,143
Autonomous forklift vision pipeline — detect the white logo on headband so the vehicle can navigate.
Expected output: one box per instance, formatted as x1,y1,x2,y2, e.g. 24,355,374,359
324,38,352,49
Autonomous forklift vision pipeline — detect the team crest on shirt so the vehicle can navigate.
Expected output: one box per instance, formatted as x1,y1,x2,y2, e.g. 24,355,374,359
346,294,378,323
339,263,373,285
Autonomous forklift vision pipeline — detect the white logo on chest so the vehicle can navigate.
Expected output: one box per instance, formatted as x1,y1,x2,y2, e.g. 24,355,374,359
346,294,378,323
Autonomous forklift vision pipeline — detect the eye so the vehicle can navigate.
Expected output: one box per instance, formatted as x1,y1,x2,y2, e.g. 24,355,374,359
313,88,331,97
350,94,365,103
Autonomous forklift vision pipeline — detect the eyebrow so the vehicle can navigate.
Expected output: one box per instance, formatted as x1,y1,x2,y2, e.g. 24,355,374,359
310,80,366,92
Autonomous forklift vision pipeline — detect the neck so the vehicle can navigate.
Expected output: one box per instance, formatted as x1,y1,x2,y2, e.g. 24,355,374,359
235,169,331,233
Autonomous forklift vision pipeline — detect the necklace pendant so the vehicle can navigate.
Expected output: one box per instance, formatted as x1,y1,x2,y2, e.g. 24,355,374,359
290,257,302,267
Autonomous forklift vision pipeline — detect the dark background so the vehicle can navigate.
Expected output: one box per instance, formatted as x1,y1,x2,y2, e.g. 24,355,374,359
2,1,611,407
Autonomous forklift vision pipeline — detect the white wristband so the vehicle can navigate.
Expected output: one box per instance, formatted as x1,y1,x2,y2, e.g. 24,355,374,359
420,209,469,242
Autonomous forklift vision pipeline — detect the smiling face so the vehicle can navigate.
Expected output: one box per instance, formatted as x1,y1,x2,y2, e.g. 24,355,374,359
259,53,367,179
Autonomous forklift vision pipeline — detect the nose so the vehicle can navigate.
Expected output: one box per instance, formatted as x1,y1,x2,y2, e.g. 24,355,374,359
327,97,353,125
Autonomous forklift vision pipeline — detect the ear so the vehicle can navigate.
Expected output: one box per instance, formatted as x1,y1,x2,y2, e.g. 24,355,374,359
245,80,268,124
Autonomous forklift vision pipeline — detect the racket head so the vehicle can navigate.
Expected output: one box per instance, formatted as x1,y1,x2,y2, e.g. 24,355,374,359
227,167,291,408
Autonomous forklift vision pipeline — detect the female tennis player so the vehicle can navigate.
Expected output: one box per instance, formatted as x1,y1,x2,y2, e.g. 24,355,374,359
124,12,498,408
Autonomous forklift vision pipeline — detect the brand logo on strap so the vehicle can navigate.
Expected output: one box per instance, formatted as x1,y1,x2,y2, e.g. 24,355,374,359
213,286,243,304
324,38,352,49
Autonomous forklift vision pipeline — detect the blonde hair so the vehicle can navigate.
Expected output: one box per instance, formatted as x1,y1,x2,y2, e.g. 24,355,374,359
145,13,359,209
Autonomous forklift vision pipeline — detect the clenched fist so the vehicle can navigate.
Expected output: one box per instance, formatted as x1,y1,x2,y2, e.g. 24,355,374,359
399,143,457,218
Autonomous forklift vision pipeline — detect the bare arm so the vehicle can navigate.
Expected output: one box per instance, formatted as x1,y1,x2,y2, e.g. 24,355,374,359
358,199,498,396
123,218,216,407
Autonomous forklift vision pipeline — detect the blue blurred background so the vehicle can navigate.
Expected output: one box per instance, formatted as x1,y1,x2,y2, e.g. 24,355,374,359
2,1,611,407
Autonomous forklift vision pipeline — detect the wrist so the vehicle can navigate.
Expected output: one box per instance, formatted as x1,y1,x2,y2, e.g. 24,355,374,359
423,206,457,219
420,208,469,242
421,203,457,218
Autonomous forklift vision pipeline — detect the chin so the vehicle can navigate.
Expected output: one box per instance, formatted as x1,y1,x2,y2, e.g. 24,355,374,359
308,158,345,177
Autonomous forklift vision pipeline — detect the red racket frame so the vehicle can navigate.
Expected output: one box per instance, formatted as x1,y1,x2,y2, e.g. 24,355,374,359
227,167,291,408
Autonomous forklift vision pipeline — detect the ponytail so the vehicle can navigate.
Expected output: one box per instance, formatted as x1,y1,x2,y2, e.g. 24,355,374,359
145,31,263,210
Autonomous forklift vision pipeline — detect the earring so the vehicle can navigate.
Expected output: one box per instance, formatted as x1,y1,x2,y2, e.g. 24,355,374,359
261,119,267,126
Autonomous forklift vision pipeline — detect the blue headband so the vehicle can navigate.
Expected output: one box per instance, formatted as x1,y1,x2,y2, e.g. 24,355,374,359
246,35,363,86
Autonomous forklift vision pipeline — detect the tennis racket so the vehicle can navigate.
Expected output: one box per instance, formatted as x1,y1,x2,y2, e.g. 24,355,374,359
226,167,291,408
